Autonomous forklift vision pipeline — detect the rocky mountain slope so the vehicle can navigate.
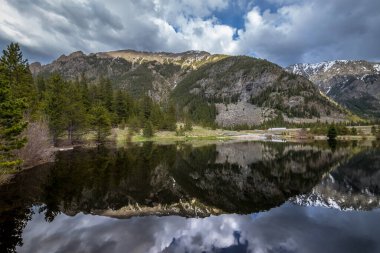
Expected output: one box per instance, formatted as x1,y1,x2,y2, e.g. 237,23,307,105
292,148,380,211
171,56,346,126
30,50,226,102
30,50,348,126
287,60,380,118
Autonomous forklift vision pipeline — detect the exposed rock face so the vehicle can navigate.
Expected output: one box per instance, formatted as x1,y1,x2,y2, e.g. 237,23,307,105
31,50,226,102
29,62,42,75
31,50,348,125
172,56,347,126
287,60,380,118
292,148,380,211
215,102,274,127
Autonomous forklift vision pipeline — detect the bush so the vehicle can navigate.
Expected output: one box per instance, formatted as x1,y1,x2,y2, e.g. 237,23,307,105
143,120,154,138
327,125,337,140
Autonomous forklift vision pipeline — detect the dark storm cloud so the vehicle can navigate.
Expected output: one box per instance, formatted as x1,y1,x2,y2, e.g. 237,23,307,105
238,0,380,65
0,0,379,65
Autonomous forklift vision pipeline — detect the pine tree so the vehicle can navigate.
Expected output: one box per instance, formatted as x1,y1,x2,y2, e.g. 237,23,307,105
140,95,153,123
327,125,337,140
0,43,35,113
0,43,30,169
163,103,177,131
65,82,88,142
89,104,112,143
44,74,69,143
114,90,128,123
79,72,91,111
99,77,113,111
143,120,154,138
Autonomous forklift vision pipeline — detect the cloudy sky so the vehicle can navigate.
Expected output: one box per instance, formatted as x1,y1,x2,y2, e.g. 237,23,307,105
0,0,379,66
18,205,380,253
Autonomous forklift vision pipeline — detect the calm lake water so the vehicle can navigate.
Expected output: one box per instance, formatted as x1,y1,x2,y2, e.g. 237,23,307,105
1,140,380,253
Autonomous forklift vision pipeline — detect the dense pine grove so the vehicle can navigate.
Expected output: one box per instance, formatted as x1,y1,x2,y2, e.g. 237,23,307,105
36,73,178,144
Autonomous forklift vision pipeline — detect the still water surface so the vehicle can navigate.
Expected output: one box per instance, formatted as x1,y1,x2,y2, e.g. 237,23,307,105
1,141,380,253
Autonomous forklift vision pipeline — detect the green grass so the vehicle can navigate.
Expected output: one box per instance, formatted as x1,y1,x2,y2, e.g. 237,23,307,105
113,125,233,144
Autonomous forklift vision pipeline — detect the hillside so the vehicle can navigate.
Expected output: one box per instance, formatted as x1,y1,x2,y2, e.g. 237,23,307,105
30,50,227,102
287,60,380,118
30,50,348,127
171,56,346,126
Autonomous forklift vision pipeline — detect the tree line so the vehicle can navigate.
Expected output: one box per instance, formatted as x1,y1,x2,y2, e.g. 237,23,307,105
35,73,179,144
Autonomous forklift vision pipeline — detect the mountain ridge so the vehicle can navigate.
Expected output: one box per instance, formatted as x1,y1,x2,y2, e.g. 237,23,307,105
286,60,380,118
29,49,350,126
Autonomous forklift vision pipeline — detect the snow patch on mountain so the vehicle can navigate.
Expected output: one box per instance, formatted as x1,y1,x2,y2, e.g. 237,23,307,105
374,64,380,73
287,60,350,77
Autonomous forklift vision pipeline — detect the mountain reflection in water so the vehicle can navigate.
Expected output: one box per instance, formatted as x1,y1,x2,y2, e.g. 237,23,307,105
0,140,379,253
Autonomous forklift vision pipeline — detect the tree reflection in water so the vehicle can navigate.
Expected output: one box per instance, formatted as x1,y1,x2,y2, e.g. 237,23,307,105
0,140,378,253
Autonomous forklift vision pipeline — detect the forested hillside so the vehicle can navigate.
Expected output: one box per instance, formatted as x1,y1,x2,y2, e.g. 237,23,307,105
171,56,347,127
31,49,350,128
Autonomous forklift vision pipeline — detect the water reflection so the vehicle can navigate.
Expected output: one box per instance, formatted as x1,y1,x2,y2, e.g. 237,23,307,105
294,148,380,210
0,140,379,253
15,205,380,253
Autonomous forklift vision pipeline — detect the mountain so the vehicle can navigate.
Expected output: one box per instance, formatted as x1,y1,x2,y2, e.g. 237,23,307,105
292,148,380,211
30,50,227,102
31,50,348,126
171,56,346,126
287,60,380,118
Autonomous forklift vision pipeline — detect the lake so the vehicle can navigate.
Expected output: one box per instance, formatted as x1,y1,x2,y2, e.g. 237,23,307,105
1,140,380,253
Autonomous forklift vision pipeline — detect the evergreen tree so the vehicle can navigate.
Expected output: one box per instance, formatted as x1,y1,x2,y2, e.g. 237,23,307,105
99,77,113,111
79,73,91,111
0,73,27,168
327,125,337,140
143,120,154,138
89,104,112,143
140,95,153,123
163,103,177,131
0,43,34,105
150,103,164,129
44,74,69,143
114,90,128,123
65,82,88,142
0,43,30,169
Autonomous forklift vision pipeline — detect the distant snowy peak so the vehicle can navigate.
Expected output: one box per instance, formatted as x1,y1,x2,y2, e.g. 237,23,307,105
287,60,380,78
374,63,380,72
287,60,349,76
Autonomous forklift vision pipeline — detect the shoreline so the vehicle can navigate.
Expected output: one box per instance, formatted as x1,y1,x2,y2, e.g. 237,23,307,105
1,126,377,179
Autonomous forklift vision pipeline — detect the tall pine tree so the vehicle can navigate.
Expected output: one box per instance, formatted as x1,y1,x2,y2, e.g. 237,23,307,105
0,43,30,169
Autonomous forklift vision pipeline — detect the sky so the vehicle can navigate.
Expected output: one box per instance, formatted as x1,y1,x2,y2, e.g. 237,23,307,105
0,0,379,66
